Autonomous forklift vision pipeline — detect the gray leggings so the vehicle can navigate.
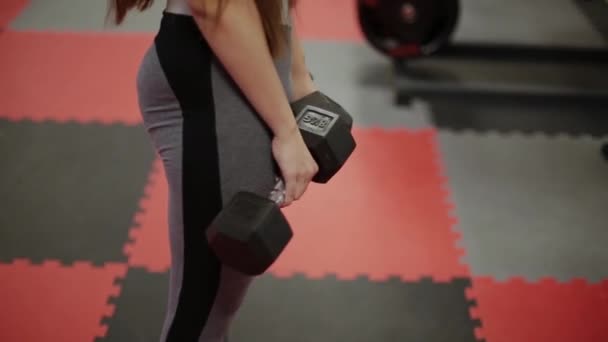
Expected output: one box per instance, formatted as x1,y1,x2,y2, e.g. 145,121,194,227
135,11,293,342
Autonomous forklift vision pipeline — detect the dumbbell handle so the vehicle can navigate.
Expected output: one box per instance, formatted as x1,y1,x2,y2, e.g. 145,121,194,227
268,177,286,206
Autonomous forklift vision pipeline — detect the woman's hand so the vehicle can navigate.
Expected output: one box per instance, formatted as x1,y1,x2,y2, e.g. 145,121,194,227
272,126,318,207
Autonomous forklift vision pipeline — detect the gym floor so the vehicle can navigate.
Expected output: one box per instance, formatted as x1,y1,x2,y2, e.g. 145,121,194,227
1,0,608,341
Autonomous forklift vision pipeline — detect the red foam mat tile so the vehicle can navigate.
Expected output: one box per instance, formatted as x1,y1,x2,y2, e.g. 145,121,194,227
126,129,465,281
0,0,28,28
0,259,128,342
292,0,363,42
271,128,467,281
124,158,171,273
469,277,608,342
0,31,153,124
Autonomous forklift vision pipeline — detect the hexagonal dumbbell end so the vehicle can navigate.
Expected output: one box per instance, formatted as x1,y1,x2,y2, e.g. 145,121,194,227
206,191,293,276
293,103,356,183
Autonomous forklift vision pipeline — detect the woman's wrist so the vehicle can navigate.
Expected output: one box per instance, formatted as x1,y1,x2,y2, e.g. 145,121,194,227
273,117,300,140
291,69,318,101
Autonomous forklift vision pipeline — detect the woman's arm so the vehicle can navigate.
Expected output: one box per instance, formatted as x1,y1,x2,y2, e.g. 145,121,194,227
289,17,318,100
188,0,318,205
189,0,298,139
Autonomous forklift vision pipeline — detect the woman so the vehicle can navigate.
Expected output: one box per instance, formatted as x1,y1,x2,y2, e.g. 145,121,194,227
108,0,318,341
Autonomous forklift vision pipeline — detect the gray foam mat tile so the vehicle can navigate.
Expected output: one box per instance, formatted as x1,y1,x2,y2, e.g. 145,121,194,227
98,270,480,342
319,85,432,129
232,275,480,342
453,0,607,47
10,0,165,32
438,130,608,282
0,119,156,264
302,41,389,89
303,41,433,129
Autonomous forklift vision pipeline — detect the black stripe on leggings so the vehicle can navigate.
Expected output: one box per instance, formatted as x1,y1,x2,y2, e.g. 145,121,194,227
154,14,224,342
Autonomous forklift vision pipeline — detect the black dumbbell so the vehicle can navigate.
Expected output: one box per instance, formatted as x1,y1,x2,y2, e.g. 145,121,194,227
206,92,356,275
290,90,356,183
206,178,291,276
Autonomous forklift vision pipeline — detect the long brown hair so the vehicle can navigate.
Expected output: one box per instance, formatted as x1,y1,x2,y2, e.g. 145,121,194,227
108,0,296,58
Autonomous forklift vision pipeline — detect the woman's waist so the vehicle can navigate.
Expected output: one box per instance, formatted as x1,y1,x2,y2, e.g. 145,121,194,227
165,0,192,15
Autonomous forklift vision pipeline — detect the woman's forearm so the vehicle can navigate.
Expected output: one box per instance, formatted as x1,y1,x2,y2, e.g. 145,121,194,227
289,21,318,100
190,0,298,138
291,70,317,100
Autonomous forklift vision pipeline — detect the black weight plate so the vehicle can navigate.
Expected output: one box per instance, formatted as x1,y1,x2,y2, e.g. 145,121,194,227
369,0,437,43
358,0,460,59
